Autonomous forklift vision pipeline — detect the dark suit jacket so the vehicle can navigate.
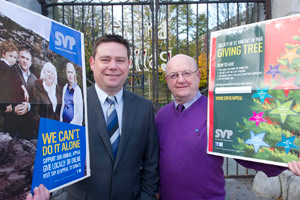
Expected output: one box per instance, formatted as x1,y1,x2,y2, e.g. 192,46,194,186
0,60,11,109
15,66,37,102
66,84,159,200
1,64,24,105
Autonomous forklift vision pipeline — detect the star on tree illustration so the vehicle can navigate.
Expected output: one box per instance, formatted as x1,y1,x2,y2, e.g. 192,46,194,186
265,64,282,78
252,87,273,104
276,135,299,154
280,47,300,65
245,130,270,153
249,111,267,127
269,99,298,124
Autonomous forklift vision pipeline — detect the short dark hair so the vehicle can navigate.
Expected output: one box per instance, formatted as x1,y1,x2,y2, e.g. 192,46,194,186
18,46,32,56
92,34,130,59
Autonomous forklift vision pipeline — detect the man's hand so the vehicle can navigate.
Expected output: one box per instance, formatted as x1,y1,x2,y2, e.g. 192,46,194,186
288,158,300,176
26,184,50,200
14,102,29,115
156,193,160,200
5,104,12,112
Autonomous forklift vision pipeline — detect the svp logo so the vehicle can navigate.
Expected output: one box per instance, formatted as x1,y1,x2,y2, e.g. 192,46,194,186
215,129,233,139
54,32,76,50
49,22,82,67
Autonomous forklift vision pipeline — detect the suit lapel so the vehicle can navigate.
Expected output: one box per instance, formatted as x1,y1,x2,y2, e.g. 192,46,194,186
15,66,26,85
89,85,114,161
114,90,136,168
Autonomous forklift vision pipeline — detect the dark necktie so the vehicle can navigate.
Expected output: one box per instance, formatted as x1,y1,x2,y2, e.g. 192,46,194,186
106,96,120,159
177,104,185,112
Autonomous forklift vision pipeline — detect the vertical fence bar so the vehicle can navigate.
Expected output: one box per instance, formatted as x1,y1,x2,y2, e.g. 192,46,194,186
196,3,199,67
155,0,159,110
246,2,249,24
112,5,114,34
166,4,170,103
92,5,95,43
72,5,74,28
237,2,240,26
176,4,179,54
81,5,84,33
186,4,189,55
131,4,135,92
101,5,104,35
257,3,260,22
206,3,209,92
151,0,155,102
141,4,145,97
226,157,229,176
196,3,199,68
266,0,271,19
62,5,65,24
227,3,230,28
122,5,124,38
217,3,219,30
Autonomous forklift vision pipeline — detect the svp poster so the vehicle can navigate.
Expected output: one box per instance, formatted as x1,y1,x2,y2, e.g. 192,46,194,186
208,14,300,167
0,0,90,199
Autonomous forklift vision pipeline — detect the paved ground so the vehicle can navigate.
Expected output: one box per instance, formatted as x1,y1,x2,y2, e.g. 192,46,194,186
224,158,275,200
51,177,274,200
225,178,273,200
51,158,276,200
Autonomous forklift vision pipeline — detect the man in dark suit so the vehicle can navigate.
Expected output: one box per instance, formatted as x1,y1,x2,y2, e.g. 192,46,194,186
14,47,38,139
6,47,37,139
66,34,159,200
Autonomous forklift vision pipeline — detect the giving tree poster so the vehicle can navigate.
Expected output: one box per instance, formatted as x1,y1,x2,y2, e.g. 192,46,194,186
0,1,90,199
208,14,300,167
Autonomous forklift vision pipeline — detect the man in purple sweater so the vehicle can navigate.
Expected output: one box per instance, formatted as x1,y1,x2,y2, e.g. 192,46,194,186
155,54,300,200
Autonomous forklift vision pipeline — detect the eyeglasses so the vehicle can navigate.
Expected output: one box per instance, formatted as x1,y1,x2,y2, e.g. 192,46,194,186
166,69,198,80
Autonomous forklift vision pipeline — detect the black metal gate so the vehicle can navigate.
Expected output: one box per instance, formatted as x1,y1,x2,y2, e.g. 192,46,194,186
40,0,270,110
40,0,270,178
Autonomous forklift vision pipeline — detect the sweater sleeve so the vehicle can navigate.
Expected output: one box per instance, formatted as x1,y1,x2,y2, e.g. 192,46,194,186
235,159,287,177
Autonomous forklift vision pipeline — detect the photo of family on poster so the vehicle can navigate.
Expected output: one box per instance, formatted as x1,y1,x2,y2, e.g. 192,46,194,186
0,40,84,140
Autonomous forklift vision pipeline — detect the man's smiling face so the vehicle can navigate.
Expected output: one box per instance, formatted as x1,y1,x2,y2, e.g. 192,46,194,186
90,41,130,96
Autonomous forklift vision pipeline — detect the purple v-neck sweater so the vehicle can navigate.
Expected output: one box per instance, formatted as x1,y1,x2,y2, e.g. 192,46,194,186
155,95,284,200
156,96,226,200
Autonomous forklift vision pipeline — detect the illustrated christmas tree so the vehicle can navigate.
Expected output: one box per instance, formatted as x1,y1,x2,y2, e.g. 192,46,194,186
234,29,300,163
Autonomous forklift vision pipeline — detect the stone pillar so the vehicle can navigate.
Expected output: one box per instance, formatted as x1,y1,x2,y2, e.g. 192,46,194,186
271,0,300,19
253,170,300,200
253,171,281,199
6,0,42,14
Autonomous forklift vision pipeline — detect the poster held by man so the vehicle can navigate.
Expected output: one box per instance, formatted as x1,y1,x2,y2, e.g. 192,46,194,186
208,13,300,167
0,0,90,199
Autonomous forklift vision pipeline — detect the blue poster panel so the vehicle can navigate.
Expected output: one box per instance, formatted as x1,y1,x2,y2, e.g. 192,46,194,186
32,118,86,191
